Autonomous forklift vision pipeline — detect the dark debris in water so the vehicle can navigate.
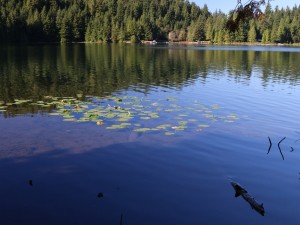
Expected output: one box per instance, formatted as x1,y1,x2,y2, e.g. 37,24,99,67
230,180,265,216
97,192,104,198
266,136,293,160
28,179,33,187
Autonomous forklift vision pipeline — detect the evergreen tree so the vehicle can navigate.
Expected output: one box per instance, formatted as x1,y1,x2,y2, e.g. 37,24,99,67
262,29,270,43
248,20,257,42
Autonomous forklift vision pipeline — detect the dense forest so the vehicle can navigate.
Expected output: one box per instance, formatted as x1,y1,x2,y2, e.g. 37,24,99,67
0,0,300,44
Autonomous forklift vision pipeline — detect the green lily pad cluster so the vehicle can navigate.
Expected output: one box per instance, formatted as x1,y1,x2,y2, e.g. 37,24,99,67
0,95,240,135
0,101,7,112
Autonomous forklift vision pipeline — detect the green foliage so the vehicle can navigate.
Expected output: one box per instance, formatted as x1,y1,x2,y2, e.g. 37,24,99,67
248,20,257,42
0,0,299,43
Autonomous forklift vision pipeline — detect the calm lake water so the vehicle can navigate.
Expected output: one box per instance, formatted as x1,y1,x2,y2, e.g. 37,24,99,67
0,44,300,225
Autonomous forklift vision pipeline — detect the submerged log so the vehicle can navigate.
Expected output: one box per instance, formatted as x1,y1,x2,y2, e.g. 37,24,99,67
230,181,265,216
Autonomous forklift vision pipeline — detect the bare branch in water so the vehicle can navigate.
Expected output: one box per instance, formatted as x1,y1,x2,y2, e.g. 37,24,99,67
278,137,286,160
120,214,123,225
290,147,294,152
267,136,272,154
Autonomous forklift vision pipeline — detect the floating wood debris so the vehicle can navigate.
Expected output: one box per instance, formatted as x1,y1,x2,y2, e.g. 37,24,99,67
230,180,265,216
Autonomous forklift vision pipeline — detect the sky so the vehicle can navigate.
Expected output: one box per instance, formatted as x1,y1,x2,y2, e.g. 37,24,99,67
193,0,300,13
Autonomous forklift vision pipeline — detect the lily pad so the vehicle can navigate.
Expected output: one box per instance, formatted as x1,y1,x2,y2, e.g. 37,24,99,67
133,128,152,132
48,112,60,116
203,114,214,118
198,124,210,128
140,117,151,120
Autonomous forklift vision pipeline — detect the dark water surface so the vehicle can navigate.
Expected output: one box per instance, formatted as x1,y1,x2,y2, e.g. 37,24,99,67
1,44,300,225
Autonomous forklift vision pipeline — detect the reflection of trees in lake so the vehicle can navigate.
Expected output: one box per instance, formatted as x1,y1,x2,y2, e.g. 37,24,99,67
0,44,200,102
1,45,300,103
197,49,300,87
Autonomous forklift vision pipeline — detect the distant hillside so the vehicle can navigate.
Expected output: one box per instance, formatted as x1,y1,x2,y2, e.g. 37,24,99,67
0,0,299,44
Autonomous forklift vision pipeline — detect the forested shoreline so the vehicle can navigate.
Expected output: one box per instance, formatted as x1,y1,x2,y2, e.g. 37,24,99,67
0,0,300,44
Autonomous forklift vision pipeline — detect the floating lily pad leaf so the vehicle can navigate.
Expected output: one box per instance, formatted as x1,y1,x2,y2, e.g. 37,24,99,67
173,126,186,131
138,113,147,116
0,109,6,112
62,97,76,100
120,123,131,126
140,116,151,120
112,97,123,102
118,112,131,117
204,110,212,114
117,117,131,122
134,123,141,127
198,124,210,128
106,124,127,129
178,114,188,117
166,97,177,101
224,120,235,123
76,93,83,98
77,118,90,122
156,124,172,130
133,128,152,132
178,121,188,125
203,114,214,118
105,113,117,119
73,108,85,113
63,115,75,119
49,112,60,116
13,101,23,105
6,103,13,106
63,118,76,122
194,110,203,113
227,114,238,119
170,104,180,108
211,104,221,110
165,109,174,112
133,105,144,109
186,107,196,110
0,101,4,105
165,132,175,136
0,106,7,109
150,114,159,118
188,119,198,122
123,102,134,105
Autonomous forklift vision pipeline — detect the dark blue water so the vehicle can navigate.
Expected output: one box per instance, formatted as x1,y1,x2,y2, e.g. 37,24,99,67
0,44,300,225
